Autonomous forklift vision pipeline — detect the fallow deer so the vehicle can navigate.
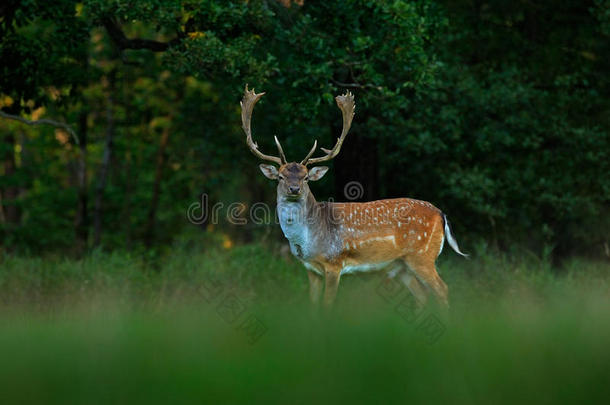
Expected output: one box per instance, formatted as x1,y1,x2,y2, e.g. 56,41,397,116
241,85,467,307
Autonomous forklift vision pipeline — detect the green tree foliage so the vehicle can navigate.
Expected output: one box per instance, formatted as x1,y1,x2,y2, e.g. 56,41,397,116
0,0,88,108
407,0,610,256
0,0,608,259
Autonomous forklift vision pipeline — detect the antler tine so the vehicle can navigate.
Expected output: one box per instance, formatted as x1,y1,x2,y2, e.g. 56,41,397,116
241,85,283,165
303,91,355,165
300,140,318,165
274,136,288,164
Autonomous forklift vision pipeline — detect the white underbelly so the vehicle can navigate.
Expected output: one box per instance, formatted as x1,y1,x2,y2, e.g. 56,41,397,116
341,260,395,275
302,261,323,275
302,260,402,276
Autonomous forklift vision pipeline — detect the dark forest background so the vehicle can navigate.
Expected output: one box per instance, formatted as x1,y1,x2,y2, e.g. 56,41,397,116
1,0,608,260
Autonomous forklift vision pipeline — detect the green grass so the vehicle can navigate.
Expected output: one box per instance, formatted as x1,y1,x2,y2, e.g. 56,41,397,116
0,244,609,404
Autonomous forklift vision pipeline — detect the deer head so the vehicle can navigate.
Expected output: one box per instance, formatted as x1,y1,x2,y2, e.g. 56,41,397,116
240,85,355,202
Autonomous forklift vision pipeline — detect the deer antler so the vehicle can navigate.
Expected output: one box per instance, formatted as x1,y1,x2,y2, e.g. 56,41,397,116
241,85,287,165
301,91,355,165
300,140,318,165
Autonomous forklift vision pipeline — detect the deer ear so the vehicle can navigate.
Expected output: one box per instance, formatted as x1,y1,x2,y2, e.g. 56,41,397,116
308,166,329,181
259,164,279,180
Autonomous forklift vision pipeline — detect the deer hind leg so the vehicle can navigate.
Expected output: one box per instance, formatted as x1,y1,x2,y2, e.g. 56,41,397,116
399,269,428,307
404,259,449,308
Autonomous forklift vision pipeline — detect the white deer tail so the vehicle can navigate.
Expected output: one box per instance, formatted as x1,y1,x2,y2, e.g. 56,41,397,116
442,213,468,257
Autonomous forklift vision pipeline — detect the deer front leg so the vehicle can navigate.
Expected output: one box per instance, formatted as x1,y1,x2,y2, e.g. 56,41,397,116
323,268,342,308
307,270,323,305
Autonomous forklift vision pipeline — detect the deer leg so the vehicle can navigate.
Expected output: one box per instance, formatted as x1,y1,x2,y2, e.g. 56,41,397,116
307,270,323,305
399,269,428,307
405,261,449,308
323,269,341,308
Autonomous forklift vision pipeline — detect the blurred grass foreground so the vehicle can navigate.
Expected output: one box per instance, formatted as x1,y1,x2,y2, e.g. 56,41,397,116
0,242,609,404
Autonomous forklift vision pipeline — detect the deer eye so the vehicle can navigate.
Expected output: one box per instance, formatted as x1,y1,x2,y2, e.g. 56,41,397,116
278,175,285,181
304,176,309,181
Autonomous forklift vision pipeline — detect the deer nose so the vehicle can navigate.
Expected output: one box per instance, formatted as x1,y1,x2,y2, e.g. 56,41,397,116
289,186,301,194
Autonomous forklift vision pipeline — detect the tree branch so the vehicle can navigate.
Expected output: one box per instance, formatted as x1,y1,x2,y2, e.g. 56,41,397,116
331,78,383,92
102,17,182,52
0,110,80,145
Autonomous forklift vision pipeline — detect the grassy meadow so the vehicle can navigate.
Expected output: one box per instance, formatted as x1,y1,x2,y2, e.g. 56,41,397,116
1,239,609,404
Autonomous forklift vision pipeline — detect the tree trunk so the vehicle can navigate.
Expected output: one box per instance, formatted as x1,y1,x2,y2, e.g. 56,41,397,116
93,74,116,247
0,190,5,224
74,111,89,252
144,126,170,247
1,134,20,225
123,151,134,250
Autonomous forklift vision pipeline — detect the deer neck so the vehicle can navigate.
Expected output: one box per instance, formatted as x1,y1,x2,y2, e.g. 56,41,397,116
277,190,326,260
